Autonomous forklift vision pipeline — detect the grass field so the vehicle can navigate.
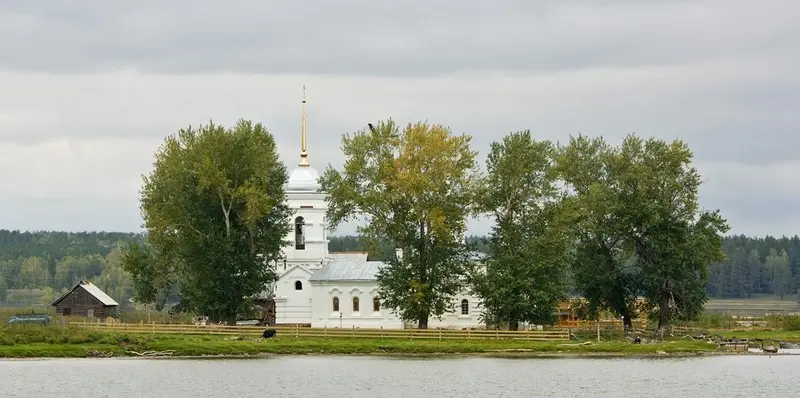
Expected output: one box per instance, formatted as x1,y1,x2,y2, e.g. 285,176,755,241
0,324,721,358
2,297,799,359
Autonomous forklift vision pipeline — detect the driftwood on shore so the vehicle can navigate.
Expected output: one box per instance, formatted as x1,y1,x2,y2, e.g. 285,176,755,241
557,341,593,347
127,350,176,357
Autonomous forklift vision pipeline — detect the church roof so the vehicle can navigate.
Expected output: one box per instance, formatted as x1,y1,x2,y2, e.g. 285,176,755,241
286,165,321,192
309,260,385,282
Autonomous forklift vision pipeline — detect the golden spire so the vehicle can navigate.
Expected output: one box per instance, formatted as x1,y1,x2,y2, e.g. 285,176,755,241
299,85,309,167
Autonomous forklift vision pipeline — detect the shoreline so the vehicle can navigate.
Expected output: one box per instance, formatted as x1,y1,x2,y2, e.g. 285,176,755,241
3,325,795,360
0,350,777,361
0,342,772,360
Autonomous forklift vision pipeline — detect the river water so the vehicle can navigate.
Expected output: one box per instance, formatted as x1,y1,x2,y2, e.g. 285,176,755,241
1,355,799,397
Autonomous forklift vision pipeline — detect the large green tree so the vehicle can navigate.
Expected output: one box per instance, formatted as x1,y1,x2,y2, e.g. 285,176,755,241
321,119,479,329
556,135,643,329
615,136,729,330
121,119,292,324
473,131,574,330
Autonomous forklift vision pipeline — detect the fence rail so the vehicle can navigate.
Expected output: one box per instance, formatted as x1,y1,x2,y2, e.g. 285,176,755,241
557,319,648,329
69,322,570,341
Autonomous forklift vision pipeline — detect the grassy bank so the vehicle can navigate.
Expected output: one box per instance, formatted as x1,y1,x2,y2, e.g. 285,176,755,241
0,325,722,359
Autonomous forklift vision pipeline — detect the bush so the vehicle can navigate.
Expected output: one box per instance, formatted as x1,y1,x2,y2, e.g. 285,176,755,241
778,315,800,331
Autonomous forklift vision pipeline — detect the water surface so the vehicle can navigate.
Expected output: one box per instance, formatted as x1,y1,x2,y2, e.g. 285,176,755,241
2,355,798,397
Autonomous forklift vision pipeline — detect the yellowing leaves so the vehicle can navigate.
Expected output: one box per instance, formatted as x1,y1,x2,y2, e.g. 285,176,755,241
323,119,479,326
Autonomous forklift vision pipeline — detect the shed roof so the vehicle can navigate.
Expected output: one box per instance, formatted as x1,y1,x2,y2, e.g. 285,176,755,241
309,260,386,282
51,281,120,307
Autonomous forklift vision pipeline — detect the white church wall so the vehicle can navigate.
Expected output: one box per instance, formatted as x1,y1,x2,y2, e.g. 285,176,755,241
274,265,313,325
426,293,485,329
310,281,404,329
283,192,330,262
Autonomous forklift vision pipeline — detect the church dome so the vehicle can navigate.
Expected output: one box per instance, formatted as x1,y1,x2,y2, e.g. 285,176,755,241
286,166,321,192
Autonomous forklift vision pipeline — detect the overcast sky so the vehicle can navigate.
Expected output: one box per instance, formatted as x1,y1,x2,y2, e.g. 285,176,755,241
0,0,797,237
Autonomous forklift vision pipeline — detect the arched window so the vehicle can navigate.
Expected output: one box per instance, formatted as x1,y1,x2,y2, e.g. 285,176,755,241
332,297,339,312
294,216,305,250
461,299,469,315
352,297,360,312
372,296,380,312
294,280,303,290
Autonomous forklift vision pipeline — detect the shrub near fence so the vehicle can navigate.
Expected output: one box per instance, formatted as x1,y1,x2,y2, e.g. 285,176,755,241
69,322,570,341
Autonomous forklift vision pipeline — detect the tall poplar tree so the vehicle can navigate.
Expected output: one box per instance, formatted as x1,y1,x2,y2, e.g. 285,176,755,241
121,119,292,324
473,131,574,330
321,119,479,329
556,135,642,328
614,136,728,330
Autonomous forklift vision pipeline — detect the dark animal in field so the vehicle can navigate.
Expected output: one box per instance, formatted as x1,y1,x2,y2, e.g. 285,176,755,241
262,329,277,339
634,336,642,344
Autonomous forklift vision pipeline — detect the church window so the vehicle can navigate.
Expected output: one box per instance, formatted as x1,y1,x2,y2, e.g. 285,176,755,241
332,297,339,312
294,216,305,250
372,297,380,312
352,297,360,312
294,281,303,290
461,299,469,315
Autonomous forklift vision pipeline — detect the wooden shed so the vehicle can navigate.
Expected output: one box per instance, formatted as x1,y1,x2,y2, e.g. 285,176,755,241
51,281,119,319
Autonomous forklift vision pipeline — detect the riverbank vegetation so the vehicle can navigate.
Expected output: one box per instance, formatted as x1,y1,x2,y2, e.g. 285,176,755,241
0,324,721,359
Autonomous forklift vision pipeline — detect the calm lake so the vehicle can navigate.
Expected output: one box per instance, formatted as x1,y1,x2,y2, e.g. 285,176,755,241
2,355,799,397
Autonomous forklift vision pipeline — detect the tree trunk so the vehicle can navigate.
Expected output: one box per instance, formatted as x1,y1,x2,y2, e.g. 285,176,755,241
508,320,519,331
657,293,670,331
227,317,237,326
418,316,429,329
621,310,633,330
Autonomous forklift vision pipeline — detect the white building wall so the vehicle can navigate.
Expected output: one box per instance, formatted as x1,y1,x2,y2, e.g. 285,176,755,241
425,292,485,329
309,281,485,329
268,190,330,325
283,192,329,265
273,266,313,325
310,281,404,329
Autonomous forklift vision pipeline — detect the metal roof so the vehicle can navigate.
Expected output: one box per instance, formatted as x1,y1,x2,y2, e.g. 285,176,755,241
51,281,120,307
309,260,386,282
329,252,369,261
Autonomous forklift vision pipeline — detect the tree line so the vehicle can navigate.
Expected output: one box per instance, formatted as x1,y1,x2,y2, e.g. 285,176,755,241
2,230,796,307
0,230,144,306
321,121,729,330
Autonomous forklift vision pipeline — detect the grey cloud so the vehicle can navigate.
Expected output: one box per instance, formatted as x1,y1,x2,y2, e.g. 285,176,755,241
1,0,797,76
0,0,798,236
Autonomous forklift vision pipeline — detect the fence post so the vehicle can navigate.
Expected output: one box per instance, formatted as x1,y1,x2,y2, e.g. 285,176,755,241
596,320,600,343
439,329,442,341
324,325,327,339
381,326,384,339
352,325,355,338
295,324,298,339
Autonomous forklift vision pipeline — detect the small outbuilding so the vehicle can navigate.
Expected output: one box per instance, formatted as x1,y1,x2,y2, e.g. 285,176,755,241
51,281,119,319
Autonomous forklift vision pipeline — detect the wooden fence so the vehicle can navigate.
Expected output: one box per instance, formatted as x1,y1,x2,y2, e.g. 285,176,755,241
557,319,648,329
69,322,570,341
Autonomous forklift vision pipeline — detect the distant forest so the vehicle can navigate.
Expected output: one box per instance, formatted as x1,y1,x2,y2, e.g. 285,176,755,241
1,230,798,307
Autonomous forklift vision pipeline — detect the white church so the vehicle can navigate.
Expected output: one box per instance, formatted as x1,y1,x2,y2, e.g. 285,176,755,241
262,88,486,329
